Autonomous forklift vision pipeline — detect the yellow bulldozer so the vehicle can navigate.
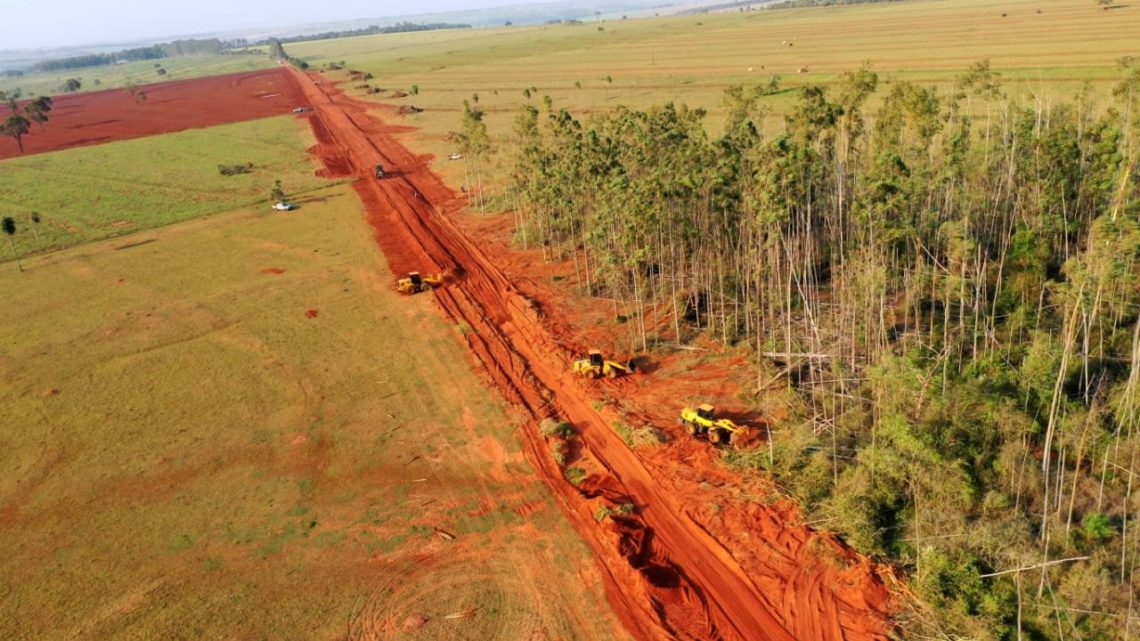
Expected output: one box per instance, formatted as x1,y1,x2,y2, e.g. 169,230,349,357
679,404,747,445
572,350,634,379
395,271,443,295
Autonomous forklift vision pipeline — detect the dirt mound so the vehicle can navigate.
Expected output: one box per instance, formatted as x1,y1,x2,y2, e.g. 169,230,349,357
288,66,896,641
0,68,307,159
401,614,429,631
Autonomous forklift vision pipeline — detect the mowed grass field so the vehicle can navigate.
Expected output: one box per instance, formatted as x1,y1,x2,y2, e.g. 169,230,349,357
0,54,274,98
286,0,1140,187
0,182,626,640
0,115,328,257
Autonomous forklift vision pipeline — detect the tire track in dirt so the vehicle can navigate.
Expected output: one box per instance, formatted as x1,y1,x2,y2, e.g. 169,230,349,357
286,65,890,641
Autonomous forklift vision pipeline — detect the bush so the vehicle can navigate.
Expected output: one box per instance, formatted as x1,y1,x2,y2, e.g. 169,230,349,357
564,466,587,486
594,502,635,522
217,163,253,176
1082,512,1113,541
614,422,664,448
540,418,575,439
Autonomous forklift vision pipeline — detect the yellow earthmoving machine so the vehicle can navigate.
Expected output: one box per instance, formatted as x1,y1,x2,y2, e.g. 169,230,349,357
572,349,634,379
680,404,747,445
395,271,443,295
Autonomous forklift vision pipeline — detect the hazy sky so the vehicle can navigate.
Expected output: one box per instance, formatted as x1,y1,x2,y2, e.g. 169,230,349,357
6,0,558,50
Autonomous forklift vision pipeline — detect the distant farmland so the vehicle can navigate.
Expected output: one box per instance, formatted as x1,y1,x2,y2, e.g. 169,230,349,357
287,0,1140,185
0,115,327,256
0,54,273,98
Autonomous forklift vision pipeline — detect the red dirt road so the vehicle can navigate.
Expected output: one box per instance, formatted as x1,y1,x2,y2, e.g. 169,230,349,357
288,67,894,641
0,68,306,159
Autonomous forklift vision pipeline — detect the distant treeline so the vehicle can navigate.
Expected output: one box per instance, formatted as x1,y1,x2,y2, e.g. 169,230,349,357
260,22,471,46
676,0,774,15
33,46,164,72
266,39,309,70
770,0,902,7
30,38,249,73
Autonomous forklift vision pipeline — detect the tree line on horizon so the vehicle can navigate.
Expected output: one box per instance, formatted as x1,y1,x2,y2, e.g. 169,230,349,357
30,38,251,74
499,58,1140,639
258,21,472,47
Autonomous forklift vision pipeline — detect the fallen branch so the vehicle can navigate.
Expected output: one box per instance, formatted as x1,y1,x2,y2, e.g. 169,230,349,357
979,556,1088,578
760,351,835,360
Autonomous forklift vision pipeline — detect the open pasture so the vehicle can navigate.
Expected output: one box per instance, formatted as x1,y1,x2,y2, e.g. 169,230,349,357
0,183,626,641
0,114,327,257
287,0,1140,186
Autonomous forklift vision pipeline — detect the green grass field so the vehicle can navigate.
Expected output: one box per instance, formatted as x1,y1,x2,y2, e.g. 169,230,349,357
286,0,1140,187
0,54,274,98
0,183,625,640
0,116,329,258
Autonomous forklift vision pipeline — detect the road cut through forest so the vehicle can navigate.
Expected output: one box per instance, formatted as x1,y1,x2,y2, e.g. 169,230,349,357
284,64,895,641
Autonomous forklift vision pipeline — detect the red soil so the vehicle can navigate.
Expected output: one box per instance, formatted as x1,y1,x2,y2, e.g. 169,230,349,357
289,67,897,641
0,68,307,159
305,309,319,319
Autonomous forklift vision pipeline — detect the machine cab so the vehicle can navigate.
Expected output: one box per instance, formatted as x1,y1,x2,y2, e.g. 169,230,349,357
408,271,422,286
588,350,604,367
374,163,386,179
697,404,715,421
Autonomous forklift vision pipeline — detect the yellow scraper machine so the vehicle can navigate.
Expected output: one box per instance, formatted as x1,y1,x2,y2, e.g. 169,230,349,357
395,271,443,295
680,404,747,445
572,349,634,379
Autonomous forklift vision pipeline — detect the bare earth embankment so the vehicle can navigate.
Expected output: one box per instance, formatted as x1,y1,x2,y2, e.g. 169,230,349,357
285,65,896,641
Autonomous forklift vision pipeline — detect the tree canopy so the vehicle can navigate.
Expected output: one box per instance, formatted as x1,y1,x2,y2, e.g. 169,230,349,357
504,59,1140,639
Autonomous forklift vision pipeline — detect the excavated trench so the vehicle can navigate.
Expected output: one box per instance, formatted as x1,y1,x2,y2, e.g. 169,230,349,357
286,65,889,641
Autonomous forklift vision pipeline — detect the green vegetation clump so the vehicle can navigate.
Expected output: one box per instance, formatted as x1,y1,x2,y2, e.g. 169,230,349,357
564,467,587,486
217,162,254,176
540,418,575,439
613,421,664,448
594,502,636,521
550,441,566,466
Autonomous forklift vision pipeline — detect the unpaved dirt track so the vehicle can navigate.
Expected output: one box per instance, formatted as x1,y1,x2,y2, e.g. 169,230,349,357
0,69,305,159
287,66,892,641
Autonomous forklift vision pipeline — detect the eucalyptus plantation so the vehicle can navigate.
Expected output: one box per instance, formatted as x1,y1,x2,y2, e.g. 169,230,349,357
500,59,1140,639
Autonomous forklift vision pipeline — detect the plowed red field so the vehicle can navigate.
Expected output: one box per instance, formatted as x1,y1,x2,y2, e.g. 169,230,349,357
287,65,897,641
0,68,306,159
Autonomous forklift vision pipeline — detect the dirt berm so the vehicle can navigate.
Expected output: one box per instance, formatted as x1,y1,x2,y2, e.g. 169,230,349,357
285,65,892,641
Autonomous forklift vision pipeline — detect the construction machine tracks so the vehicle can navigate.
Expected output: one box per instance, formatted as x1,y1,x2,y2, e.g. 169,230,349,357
287,66,890,641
